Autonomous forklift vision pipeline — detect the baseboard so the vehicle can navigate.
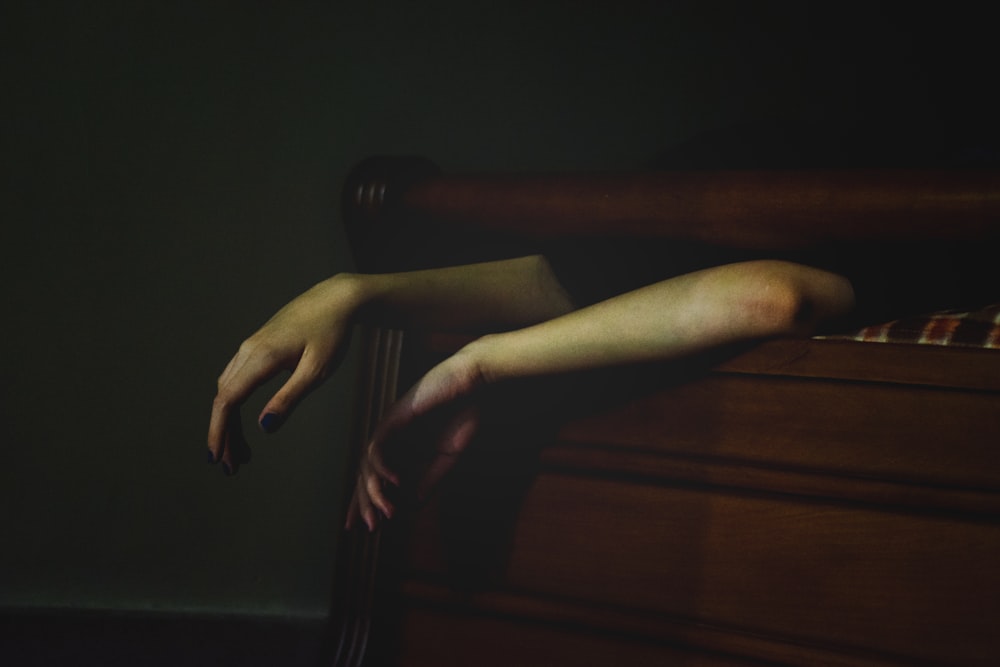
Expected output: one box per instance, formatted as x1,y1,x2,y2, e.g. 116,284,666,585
0,607,333,667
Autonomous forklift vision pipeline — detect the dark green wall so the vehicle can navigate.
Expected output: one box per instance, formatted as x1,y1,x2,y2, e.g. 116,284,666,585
2,2,995,620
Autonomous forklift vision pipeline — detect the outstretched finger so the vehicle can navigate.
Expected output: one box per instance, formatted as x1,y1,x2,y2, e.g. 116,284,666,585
353,473,378,532
363,437,401,487
364,464,395,519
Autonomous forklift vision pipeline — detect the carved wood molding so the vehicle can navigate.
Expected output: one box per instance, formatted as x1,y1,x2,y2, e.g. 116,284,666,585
328,327,403,667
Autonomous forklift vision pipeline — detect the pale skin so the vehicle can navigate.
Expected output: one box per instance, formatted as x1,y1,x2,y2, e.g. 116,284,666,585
208,256,575,474
208,255,855,530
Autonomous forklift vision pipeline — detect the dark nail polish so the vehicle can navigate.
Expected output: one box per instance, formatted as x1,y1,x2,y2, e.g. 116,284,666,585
207,450,216,464
222,462,234,476
260,413,282,433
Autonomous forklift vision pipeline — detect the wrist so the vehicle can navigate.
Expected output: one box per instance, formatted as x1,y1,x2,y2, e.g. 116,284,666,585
338,271,416,327
459,332,520,385
322,272,375,321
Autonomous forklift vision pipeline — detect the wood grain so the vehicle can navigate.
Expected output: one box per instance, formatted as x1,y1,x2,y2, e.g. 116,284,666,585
337,158,1000,666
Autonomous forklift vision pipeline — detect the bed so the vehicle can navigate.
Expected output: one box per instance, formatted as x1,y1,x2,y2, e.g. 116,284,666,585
327,157,1000,666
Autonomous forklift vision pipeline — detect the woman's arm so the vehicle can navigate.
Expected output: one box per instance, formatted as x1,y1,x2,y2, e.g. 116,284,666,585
353,255,575,331
207,255,574,473
348,260,855,529
472,259,854,380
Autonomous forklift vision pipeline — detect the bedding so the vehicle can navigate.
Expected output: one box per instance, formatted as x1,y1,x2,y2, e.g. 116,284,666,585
821,302,1000,348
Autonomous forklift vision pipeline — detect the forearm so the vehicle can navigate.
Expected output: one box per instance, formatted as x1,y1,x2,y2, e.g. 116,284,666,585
466,260,855,381
346,255,575,332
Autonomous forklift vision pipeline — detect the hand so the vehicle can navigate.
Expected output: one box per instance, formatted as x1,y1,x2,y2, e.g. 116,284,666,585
346,345,488,531
208,274,364,474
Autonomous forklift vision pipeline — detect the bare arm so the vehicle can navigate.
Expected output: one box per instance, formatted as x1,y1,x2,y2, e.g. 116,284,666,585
353,255,574,332
348,260,855,529
207,255,572,473
471,259,853,380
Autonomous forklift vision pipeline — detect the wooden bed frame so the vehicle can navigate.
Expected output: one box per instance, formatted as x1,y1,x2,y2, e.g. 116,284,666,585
328,158,1000,667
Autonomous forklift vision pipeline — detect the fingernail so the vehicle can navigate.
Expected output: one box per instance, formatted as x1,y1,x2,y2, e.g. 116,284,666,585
207,450,217,464
222,462,234,476
260,413,283,433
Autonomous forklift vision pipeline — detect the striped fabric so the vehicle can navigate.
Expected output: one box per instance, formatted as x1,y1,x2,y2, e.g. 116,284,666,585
820,303,1000,349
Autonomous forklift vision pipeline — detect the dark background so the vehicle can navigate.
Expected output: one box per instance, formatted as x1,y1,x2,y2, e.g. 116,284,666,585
1,0,997,660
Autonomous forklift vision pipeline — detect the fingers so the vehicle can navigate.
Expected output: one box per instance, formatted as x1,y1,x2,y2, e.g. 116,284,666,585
208,336,299,470
347,443,397,531
348,471,384,532
342,429,403,531
208,275,358,481
363,452,396,517
365,437,401,487
345,409,481,532
342,353,487,530
220,410,252,475
257,347,327,433
354,472,377,531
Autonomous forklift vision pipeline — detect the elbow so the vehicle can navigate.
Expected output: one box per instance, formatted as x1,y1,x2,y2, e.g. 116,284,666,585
734,262,847,339
746,283,815,338
674,260,855,348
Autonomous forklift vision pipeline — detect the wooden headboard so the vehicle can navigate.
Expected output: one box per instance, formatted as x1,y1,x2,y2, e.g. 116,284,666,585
328,158,1000,667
